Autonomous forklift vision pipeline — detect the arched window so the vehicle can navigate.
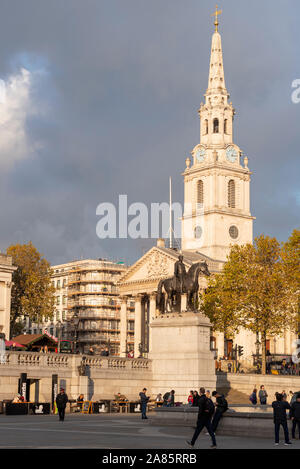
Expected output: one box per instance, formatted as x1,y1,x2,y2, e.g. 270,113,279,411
213,118,219,133
204,119,208,135
194,226,203,239
197,180,204,205
224,119,228,134
228,179,235,208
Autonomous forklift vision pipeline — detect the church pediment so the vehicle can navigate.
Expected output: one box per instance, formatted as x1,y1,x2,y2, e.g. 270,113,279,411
118,247,186,286
118,246,222,288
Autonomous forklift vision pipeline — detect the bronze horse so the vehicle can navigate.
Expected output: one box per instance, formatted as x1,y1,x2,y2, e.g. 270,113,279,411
156,261,210,313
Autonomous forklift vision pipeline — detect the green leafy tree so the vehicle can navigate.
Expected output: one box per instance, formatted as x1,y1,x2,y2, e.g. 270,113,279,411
7,242,55,337
281,229,300,329
201,235,298,374
201,272,244,339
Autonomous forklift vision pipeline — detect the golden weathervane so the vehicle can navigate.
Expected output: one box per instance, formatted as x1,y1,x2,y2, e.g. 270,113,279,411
211,4,222,32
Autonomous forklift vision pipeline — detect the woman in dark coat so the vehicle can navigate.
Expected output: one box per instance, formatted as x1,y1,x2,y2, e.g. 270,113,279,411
249,388,257,405
192,391,200,407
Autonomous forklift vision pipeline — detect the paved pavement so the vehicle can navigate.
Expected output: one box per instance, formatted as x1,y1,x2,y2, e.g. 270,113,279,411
0,413,299,449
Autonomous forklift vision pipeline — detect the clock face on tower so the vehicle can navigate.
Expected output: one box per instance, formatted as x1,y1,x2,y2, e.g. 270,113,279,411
226,146,238,163
195,147,206,163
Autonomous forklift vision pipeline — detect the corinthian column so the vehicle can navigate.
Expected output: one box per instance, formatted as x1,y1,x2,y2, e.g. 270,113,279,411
119,296,128,357
134,295,143,358
148,293,157,354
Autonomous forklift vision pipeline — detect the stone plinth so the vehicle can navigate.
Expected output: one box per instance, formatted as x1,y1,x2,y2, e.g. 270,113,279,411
149,311,216,402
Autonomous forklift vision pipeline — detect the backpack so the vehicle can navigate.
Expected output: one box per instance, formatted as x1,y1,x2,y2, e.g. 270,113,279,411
204,397,215,416
163,392,170,402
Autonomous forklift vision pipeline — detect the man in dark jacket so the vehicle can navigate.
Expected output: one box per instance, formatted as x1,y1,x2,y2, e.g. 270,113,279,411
139,388,150,419
290,393,300,439
163,391,170,406
56,388,68,422
258,385,268,405
186,387,216,448
272,392,292,445
211,391,228,432
167,390,175,407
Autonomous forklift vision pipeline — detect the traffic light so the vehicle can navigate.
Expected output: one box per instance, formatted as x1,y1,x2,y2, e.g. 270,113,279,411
238,345,244,356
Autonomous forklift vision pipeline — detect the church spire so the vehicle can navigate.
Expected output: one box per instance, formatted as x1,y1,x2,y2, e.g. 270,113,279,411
206,5,227,98
197,5,234,146
212,4,222,32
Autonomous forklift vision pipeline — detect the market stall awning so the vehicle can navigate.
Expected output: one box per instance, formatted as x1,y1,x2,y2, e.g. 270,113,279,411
11,333,58,350
5,340,25,348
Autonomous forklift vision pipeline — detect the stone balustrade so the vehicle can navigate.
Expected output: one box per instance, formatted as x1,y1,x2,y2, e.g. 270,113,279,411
0,351,151,371
0,351,152,402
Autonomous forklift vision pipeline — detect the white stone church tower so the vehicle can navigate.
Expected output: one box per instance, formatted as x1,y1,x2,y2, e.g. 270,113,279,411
181,16,254,262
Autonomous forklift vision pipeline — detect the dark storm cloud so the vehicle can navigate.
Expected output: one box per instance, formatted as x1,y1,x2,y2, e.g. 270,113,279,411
0,0,299,265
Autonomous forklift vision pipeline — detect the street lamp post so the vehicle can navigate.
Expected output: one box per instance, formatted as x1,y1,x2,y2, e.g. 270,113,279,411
56,321,62,353
72,314,80,354
255,333,261,373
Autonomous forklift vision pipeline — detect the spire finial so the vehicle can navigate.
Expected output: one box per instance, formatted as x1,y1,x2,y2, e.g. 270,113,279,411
211,4,222,32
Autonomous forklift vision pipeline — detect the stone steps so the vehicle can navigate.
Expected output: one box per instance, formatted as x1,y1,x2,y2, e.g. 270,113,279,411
218,387,250,404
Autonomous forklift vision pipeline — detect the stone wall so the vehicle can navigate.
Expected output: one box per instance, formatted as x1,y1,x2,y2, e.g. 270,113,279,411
217,373,300,400
3,352,299,406
151,407,278,439
0,352,152,402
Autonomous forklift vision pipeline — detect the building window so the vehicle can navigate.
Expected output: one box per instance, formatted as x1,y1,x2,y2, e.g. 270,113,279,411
213,118,219,133
57,296,60,305
228,179,235,208
62,295,66,305
224,119,228,134
57,280,61,289
194,226,203,239
229,225,239,239
196,180,204,205
204,119,208,135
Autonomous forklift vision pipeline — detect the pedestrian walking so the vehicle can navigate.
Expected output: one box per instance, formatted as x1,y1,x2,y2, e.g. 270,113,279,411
139,388,150,419
272,392,292,445
56,388,68,422
186,387,217,448
258,385,268,405
290,393,300,439
211,391,228,432
249,388,257,405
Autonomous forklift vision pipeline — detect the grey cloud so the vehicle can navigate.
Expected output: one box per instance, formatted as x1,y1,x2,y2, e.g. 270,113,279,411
0,0,299,266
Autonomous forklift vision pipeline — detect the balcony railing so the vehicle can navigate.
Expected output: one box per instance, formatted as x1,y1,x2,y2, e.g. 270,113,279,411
0,351,151,371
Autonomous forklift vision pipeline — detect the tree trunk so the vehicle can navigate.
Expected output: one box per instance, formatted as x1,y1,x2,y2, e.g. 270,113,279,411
261,331,267,375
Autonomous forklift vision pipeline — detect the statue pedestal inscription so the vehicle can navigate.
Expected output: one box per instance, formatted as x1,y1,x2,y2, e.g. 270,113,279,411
149,312,216,402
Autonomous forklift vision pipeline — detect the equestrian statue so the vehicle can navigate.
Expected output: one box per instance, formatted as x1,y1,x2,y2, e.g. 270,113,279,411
156,255,210,313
